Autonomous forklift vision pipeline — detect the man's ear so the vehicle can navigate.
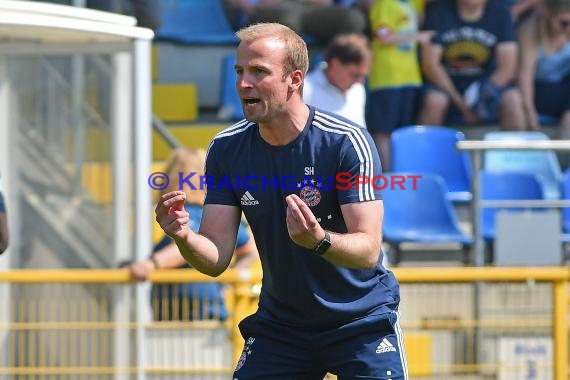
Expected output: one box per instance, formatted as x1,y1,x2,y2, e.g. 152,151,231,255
289,69,304,93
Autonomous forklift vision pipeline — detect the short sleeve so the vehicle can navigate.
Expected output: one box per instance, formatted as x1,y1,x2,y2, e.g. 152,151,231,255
336,128,383,204
422,0,439,32
496,4,515,43
204,140,240,206
369,0,398,34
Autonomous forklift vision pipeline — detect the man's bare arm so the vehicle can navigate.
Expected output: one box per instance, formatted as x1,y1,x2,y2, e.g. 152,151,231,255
286,195,382,269
155,191,242,277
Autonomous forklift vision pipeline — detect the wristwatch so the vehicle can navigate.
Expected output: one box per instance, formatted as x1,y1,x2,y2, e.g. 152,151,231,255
313,230,331,256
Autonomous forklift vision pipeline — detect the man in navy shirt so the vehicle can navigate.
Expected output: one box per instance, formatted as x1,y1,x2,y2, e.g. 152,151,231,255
155,22,406,379
418,0,526,129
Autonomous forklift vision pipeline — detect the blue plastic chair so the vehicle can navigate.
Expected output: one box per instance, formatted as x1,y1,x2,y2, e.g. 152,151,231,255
480,171,544,241
218,53,244,121
391,126,472,202
156,0,239,45
382,173,473,264
483,131,562,199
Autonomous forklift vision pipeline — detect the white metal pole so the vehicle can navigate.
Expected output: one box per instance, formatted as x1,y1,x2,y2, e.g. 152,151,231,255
112,50,132,380
133,38,152,380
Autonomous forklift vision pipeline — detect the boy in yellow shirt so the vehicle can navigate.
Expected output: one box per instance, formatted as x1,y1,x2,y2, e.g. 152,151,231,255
366,0,432,171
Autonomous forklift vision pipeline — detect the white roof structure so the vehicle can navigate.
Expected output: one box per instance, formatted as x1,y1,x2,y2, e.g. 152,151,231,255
0,0,153,43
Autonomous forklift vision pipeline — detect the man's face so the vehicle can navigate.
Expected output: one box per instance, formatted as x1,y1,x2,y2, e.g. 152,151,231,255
457,0,486,10
328,58,370,92
235,37,293,123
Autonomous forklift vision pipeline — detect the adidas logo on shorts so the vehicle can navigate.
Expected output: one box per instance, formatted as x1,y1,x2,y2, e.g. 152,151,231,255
376,338,396,354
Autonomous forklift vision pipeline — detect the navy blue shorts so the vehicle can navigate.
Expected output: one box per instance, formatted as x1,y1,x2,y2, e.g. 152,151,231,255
535,75,570,119
365,87,420,135
233,310,408,379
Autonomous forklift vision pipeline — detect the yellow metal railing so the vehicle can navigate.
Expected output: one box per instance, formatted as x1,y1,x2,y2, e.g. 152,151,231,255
0,267,567,379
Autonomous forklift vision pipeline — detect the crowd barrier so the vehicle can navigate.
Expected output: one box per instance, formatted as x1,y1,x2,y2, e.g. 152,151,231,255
0,267,568,379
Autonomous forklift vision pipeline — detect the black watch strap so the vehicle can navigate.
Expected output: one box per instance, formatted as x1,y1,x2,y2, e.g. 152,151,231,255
313,230,331,256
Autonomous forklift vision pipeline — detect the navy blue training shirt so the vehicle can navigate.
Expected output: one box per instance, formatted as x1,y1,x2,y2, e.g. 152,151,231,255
204,106,400,329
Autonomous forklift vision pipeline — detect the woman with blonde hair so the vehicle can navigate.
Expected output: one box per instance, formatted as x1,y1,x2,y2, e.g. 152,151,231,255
127,148,258,321
518,0,570,135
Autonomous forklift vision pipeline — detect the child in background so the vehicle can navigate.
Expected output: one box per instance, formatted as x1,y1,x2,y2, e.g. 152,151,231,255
126,148,259,321
366,0,433,172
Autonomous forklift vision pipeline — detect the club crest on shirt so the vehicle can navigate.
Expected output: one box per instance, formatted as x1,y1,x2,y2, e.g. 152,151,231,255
300,184,321,207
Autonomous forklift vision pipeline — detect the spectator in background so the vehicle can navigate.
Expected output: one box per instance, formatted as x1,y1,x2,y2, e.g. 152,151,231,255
366,0,432,172
518,0,570,136
360,0,429,26
303,33,370,127
418,0,527,131
0,175,8,254
86,0,162,32
223,0,367,44
126,148,259,321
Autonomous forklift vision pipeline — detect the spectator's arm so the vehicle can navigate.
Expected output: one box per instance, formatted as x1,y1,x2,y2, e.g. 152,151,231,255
375,28,434,45
489,41,519,87
517,17,540,130
127,242,187,281
421,42,472,116
511,0,541,20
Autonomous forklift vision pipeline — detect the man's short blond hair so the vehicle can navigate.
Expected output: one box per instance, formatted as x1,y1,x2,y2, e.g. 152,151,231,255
236,22,309,78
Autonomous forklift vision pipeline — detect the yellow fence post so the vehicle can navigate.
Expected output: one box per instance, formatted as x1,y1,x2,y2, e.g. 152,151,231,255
552,279,568,380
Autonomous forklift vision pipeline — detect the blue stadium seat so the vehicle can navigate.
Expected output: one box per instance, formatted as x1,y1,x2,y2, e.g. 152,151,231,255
480,171,544,241
391,126,472,203
218,53,244,121
483,131,562,199
382,173,472,264
157,0,239,45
